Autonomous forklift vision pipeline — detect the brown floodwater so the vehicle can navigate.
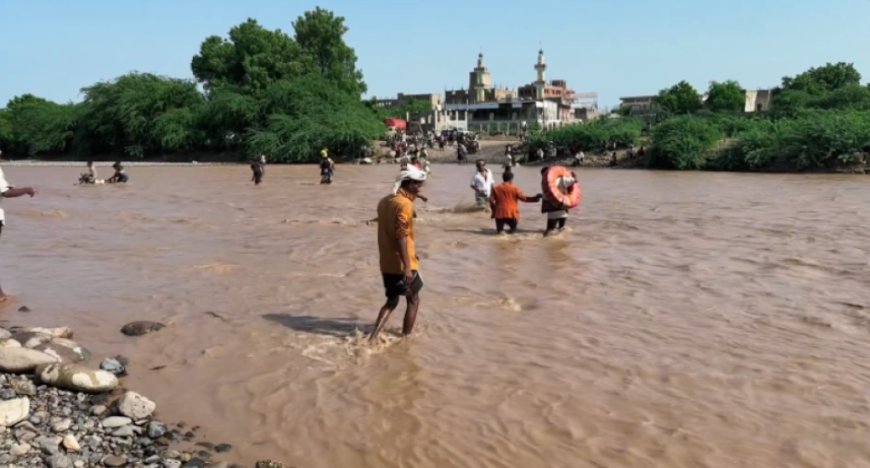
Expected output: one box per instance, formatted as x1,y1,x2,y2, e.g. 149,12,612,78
1,164,870,467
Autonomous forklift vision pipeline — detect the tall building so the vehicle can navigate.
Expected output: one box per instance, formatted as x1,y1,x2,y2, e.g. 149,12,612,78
442,50,593,132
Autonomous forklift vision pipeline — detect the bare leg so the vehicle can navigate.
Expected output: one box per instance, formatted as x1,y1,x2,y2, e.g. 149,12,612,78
0,286,6,303
370,297,399,341
402,293,420,336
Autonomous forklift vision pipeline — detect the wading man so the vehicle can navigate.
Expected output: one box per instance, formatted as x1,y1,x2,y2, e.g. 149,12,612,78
370,166,427,341
0,162,37,303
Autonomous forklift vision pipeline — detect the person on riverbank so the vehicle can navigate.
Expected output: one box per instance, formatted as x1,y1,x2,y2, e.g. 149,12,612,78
320,149,335,184
370,166,428,341
108,161,129,183
0,165,36,303
489,170,542,234
470,159,495,207
541,166,578,236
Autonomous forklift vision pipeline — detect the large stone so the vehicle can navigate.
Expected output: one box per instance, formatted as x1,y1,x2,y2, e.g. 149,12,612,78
0,347,59,372
25,327,73,339
0,328,10,340
35,342,90,363
118,391,156,420
101,416,132,428
13,332,54,349
100,357,126,376
36,363,118,393
0,338,22,349
121,321,165,336
40,338,91,362
0,397,30,427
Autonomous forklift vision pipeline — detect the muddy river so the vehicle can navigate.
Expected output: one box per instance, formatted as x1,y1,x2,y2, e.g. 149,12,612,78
2,164,869,467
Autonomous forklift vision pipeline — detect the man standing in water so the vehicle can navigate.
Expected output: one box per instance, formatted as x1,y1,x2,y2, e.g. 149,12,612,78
370,166,427,341
470,159,495,207
320,149,335,184
0,162,37,303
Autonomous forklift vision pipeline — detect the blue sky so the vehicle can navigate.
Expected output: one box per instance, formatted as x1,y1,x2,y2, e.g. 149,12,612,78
1,0,869,108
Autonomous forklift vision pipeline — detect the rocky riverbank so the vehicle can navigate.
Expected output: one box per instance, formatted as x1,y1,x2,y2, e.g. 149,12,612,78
0,322,286,468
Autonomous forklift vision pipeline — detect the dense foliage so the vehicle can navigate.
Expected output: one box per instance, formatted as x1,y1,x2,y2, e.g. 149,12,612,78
526,118,642,152
537,62,869,172
0,8,382,162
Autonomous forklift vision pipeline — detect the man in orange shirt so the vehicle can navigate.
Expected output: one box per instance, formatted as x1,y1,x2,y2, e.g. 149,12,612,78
370,166,427,341
489,170,541,234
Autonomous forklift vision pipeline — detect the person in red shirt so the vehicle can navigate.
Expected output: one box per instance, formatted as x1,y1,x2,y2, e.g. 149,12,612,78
489,170,542,234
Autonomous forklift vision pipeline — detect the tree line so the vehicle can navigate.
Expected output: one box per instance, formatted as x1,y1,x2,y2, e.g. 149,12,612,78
530,62,870,171
0,8,386,163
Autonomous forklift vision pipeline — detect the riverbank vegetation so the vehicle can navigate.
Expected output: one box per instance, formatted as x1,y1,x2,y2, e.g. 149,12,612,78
530,62,870,172
0,8,384,163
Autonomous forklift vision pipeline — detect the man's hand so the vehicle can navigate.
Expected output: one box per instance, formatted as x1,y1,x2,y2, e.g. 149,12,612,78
403,268,414,296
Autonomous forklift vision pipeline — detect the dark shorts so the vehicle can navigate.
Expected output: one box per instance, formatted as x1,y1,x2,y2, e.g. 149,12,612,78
382,271,423,298
495,218,518,233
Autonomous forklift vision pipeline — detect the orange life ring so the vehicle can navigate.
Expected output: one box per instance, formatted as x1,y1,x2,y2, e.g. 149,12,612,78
542,166,581,209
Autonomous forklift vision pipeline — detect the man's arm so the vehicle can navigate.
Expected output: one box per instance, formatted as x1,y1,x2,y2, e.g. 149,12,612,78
517,189,541,203
2,187,36,198
395,204,415,290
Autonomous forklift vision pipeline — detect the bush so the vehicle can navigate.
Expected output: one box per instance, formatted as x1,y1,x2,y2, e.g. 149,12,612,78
526,118,642,153
649,116,722,169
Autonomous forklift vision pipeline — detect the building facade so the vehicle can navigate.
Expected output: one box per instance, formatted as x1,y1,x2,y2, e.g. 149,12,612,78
442,50,593,133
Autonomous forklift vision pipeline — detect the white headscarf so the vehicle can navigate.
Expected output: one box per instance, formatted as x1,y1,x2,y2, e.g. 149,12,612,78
392,165,427,195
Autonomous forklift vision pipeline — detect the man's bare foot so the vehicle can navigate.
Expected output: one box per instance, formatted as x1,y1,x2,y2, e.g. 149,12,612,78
0,294,13,305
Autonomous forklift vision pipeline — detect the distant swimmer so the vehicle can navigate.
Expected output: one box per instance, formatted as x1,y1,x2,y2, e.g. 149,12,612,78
370,166,428,341
107,161,129,183
489,170,542,234
319,149,335,184
0,164,36,303
469,159,495,208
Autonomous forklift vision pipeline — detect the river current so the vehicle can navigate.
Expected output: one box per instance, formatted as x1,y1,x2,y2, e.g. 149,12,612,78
2,164,869,467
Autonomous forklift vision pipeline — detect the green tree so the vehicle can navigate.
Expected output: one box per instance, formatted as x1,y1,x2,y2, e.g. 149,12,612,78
246,77,382,162
656,81,702,115
782,62,862,94
77,73,204,156
191,19,309,94
705,80,745,113
293,7,366,95
4,94,78,156
649,116,722,169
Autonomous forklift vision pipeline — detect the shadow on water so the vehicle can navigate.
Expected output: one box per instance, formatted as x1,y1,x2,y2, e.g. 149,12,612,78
263,313,369,338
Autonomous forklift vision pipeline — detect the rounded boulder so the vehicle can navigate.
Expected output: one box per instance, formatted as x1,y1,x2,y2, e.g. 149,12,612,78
36,363,118,393
0,347,60,372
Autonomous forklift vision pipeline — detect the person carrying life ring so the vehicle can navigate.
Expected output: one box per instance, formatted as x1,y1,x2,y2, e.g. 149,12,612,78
540,166,581,236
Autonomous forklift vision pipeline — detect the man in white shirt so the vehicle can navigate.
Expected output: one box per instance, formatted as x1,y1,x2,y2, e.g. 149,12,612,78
469,159,495,207
0,160,37,302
